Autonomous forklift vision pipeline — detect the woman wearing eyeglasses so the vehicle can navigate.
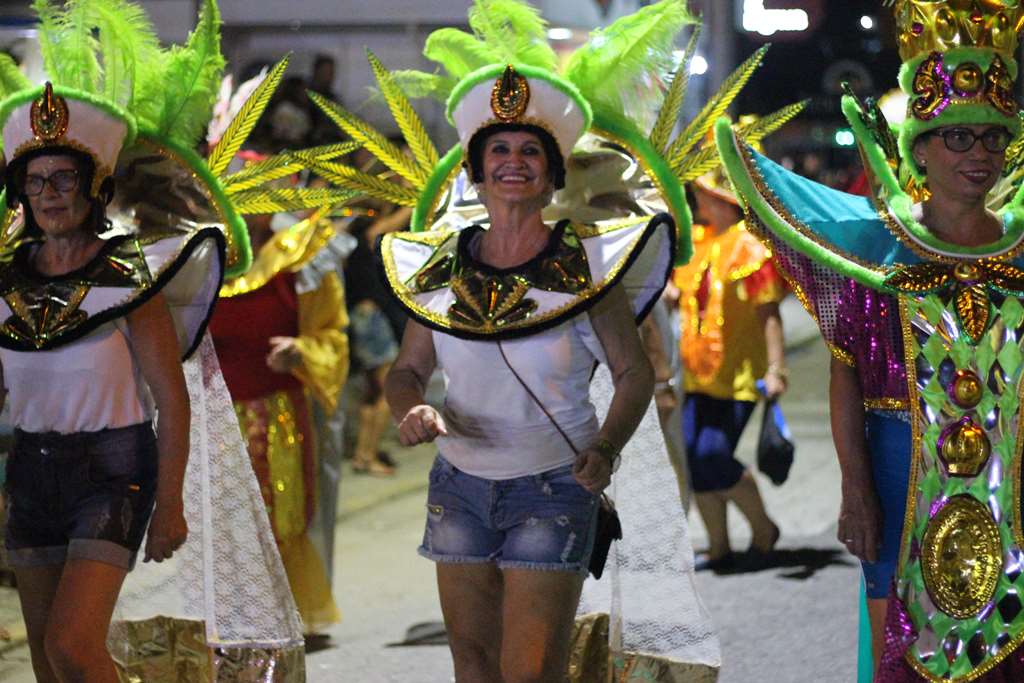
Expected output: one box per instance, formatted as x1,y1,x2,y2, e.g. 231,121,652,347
716,3,1024,680
0,96,222,679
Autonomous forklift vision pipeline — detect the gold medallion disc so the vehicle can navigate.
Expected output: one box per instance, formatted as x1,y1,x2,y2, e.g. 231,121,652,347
939,417,991,476
921,495,1002,619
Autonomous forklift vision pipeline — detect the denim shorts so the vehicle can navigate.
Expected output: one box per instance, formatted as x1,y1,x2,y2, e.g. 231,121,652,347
419,455,599,575
4,422,159,571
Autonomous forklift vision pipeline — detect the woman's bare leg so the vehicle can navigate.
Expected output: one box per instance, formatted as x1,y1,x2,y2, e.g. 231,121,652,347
436,563,504,682
13,564,63,683
44,558,128,683
868,597,888,669
500,568,584,683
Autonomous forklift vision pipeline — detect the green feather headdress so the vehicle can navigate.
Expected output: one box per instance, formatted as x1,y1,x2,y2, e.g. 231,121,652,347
0,0,353,278
311,0,795,267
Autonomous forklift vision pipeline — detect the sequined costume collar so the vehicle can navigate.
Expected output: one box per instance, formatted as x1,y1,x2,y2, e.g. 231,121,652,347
378,213,676,341
0,227,224,356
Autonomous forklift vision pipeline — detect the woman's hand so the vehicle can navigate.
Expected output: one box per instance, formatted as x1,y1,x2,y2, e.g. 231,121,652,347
397,405,448,446
573,448,612,495
837,484,883,563
145,497,188,563
267,336,302,373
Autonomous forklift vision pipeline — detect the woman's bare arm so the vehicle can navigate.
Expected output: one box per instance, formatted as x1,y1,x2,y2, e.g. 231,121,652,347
127,293,190,562
830,356,881,562
385,320,447,446
577,285,655,493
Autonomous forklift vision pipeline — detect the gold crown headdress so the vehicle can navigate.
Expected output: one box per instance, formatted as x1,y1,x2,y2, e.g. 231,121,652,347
875,0,1024,181
892,0,1024,61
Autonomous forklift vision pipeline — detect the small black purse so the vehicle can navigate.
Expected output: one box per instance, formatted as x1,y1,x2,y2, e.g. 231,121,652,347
756,397,795,486
498,342,622,580
588,494,622,579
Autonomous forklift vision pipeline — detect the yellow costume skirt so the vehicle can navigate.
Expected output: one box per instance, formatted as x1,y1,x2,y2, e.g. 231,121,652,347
235,388,341,632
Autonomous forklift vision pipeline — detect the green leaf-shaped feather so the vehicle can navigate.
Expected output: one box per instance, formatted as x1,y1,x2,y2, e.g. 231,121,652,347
207,56,289,178
735,100,807,147
231,187,358,215
297,154,421,207
152,0,225,149
666,44,767,170
390,70,459,102
308,91,427,189
649,26,700,155
222,141,360,193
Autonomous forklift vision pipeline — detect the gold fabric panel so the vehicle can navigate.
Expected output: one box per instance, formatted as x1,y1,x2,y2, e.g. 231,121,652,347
111,616,305,682
568,613,719,683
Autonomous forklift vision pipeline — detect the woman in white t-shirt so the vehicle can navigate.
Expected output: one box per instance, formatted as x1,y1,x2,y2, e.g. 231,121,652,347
379,62,674,682
0,84,222,682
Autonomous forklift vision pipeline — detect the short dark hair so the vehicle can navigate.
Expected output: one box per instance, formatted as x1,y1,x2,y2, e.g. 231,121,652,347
466,123,567,189
313,54,334,71
5,148,110,234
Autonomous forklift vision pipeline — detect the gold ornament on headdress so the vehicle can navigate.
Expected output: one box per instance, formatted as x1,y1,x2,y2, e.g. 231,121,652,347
490,65,530,122
30,82,69,142
891,0,1024,61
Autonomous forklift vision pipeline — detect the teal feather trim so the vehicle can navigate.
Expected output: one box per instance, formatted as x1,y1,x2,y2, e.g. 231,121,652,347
149,0,225,149
564,0,697,133
714,117,887,290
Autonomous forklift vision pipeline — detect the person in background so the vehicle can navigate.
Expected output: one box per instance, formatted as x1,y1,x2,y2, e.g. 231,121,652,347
674,173,787,572
307,54,341,146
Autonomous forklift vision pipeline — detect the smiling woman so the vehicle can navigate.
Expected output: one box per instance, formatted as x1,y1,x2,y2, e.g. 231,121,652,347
714,0,1024,680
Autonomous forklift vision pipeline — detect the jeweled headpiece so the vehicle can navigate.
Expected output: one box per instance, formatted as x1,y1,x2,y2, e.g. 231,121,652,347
893,0,1024,60
449,62,590,169
890,0,1024,179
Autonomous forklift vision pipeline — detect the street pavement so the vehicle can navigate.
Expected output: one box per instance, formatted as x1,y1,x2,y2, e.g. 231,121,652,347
0,301,863,681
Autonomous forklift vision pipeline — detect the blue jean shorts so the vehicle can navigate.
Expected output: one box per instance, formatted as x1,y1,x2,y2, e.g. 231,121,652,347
4,422,159,571
419,455,599,575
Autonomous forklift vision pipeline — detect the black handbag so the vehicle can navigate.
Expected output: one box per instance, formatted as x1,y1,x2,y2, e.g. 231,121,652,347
756,397,795,485
588,494,622,579
497,341,622,580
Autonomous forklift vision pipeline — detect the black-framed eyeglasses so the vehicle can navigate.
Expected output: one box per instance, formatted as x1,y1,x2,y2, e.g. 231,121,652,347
22,169,80,197
925,127,1012,154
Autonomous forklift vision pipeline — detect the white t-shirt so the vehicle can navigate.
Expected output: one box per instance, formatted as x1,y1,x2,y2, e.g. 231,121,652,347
432,314,606,479
1,321,154,434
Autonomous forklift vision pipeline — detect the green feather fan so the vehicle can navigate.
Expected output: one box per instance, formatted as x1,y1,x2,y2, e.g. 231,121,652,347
423,28,499,82
0,55,31,103
564,0,697,133
33,0,101,94
148,0,225,148
467,0,557,73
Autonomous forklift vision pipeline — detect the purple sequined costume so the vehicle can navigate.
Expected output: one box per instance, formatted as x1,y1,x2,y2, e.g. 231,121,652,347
747,215,1024,682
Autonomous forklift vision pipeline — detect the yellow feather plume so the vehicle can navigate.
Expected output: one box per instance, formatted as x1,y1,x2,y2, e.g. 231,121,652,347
367,50,439,176
207,55,289,177
308,91,427,190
